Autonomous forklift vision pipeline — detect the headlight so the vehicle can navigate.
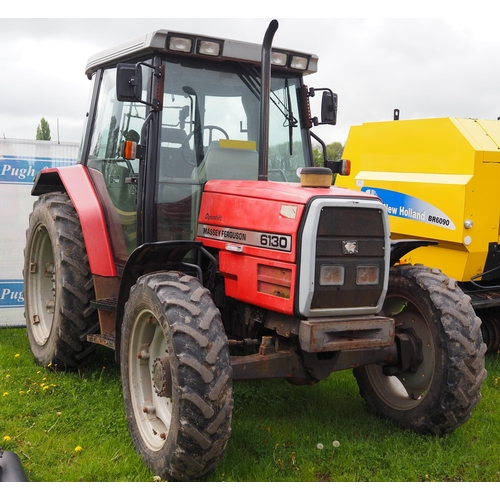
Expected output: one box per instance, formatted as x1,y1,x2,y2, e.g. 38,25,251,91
319,265,345,286
290,55,308,70
271,51,288,66
356,266,380,286
168,36,193,53
198,40,221,57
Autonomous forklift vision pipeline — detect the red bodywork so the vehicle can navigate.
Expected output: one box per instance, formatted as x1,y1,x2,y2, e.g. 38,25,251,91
34,165,117,277
35,166,379,316
196,180,378,315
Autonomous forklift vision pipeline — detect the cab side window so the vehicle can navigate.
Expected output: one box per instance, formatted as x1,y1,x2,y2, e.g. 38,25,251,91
87,68,147,261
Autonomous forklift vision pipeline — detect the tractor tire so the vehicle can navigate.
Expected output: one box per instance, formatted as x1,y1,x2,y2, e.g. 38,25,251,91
23,192,99,368
120,271,233,481
353,265,487,435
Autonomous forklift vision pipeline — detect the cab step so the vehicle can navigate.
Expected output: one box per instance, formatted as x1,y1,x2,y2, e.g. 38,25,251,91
87,333,116,350
90,298,118,311
89,298,118,349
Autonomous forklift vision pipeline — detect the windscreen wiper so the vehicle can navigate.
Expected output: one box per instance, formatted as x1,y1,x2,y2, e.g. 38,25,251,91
239,64,298,130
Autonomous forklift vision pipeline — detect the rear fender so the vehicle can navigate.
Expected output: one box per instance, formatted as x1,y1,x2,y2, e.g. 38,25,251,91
32,166,117,277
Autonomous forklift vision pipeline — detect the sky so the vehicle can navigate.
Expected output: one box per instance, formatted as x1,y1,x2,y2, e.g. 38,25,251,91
2,2,500,148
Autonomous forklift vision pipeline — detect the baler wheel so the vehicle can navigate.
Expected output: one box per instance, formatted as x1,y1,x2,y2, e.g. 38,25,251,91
354,265,487,435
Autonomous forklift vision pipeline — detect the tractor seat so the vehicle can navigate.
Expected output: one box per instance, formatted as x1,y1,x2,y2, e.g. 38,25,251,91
197,139,258,182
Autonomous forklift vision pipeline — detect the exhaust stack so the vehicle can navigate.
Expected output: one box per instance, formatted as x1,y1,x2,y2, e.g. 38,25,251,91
258,19,279,181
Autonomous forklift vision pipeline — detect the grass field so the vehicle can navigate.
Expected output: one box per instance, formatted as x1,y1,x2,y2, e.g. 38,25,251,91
1,327,500,482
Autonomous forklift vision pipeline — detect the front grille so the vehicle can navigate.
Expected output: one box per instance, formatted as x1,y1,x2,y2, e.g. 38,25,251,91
310,206,386,309
297,198,389,318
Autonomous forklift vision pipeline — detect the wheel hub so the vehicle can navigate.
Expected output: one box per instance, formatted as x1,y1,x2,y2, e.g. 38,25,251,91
384,327,423,376
152,356,172,398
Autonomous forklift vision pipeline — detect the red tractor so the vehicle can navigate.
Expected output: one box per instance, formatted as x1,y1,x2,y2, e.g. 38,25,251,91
24,21,486,480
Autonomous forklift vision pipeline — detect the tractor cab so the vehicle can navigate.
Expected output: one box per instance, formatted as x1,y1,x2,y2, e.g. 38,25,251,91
79,29,336,270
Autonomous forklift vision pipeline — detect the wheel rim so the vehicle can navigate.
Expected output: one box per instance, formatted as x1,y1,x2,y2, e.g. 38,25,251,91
128,308,172,451
27,224,56,345
364,296,435,410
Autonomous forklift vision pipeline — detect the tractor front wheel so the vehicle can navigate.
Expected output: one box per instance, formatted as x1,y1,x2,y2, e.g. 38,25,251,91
120,271,233,481
354,265,487,435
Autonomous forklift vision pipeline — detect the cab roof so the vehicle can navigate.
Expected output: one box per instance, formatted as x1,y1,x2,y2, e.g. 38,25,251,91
85,28,319,78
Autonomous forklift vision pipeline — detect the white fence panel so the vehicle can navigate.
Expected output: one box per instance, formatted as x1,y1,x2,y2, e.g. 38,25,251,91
0,139,79,327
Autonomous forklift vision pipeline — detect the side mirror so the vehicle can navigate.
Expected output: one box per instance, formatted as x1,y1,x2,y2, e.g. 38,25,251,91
116,63,142,102
321,91,337,125
116,62,164,111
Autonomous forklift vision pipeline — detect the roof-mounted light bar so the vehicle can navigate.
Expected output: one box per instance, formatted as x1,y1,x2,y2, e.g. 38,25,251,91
86,29,318,77
271,52,310,70
167,34,222,57
167,33,310,70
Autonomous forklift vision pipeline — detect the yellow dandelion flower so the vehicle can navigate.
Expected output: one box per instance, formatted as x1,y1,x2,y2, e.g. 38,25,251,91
15,353,20,358
75,446,83,453
3,436,11,441
19,390,25,395
3,392,9,397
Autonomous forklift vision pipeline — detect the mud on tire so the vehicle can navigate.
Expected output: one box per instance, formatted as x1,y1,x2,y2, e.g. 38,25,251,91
354,265,487,435
120,271,233,481
23,192,99,368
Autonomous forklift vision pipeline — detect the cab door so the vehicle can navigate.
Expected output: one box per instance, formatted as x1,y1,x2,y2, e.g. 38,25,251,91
84,67,149,267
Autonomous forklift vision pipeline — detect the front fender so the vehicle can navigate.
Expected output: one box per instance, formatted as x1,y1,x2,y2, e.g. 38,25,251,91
114,240,206,362
390,239,438,267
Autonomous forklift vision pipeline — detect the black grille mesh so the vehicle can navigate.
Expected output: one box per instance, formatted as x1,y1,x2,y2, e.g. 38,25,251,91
310,207,386,310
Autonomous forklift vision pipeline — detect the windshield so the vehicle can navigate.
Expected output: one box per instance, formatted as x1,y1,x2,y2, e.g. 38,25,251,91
155,57,309,242
159,58,308,183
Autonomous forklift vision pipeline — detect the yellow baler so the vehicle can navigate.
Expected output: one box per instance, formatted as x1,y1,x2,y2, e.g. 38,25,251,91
338,117,500,352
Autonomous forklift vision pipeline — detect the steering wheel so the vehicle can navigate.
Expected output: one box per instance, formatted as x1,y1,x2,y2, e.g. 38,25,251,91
180,125,229,166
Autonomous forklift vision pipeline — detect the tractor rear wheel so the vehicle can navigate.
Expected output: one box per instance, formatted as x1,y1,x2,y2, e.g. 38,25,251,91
23,192,99,368
120,271,233,481
354,265,487,435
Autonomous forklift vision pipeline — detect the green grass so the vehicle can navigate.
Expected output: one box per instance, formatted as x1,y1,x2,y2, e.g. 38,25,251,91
1,327,500,482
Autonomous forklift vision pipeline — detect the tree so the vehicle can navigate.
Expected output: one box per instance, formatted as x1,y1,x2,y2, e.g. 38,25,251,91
312,141,344,166
36,118,51,141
